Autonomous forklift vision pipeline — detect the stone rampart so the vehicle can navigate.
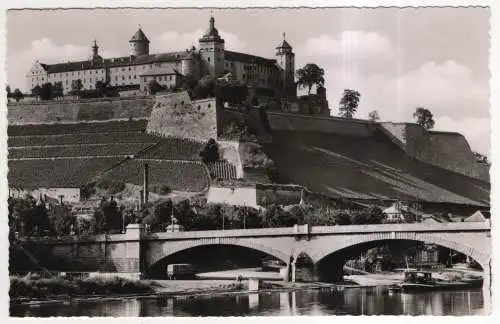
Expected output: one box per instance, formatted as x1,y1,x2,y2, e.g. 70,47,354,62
267,112,375,137
8,97,154,124
381,122,489,182
146,92,217,141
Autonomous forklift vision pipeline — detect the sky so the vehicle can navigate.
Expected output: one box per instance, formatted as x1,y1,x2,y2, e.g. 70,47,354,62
5,7,491,156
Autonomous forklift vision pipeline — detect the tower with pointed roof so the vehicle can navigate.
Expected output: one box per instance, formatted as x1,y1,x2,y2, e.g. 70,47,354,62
198,15,225,77
91,40,103,64
129,27,150,57
276,32,296,97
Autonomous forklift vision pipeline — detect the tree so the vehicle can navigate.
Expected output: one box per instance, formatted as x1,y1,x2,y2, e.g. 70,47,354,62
48,204,75,236
296,63,325,95
39,82,53,100
199,138,220,163
94,199,122,234
148,79,165,95
31,85,41,101
52,82,64,100
413,107,435,130
95,81,108,97
6,85,12,100
368,110,380,121
338,89,361,119
473,151,489,165
71,79,83,95
12,89,24,102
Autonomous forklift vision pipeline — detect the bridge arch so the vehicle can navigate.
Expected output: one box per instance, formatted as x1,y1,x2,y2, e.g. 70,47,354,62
148,237,290,269
310,231,490,271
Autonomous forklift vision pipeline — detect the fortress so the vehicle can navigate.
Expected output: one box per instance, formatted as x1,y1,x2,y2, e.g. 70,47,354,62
11,17,489,217
27,17,310,104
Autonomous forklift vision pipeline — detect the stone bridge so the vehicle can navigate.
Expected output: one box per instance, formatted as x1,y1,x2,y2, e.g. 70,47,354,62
16,222,491,283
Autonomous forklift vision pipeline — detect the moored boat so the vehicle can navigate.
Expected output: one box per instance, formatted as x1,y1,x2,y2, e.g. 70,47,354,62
399,270,483,292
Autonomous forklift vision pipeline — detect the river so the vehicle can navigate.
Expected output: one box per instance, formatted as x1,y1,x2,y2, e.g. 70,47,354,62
11,286,486,316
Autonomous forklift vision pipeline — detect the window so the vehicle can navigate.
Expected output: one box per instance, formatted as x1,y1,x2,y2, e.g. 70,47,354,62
208,57,211,62
129,67,131,71
144,77,146,82
122,68,125,71
115,76,118,81
169,75,172,81
122,76,125,80
208,104,211,108
128,75,131,79
134,75,137,79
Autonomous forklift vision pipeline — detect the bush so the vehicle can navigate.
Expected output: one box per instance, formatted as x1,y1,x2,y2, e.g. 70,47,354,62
199,138,220,163
150,183,172,195
95,179,126,194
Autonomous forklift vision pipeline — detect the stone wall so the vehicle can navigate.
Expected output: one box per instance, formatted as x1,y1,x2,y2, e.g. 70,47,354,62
8,97,154,124
16,224,143,274
267,112,375,137
381,122,489,182
218,140,244,178
206,186,259,208
146,92,218,141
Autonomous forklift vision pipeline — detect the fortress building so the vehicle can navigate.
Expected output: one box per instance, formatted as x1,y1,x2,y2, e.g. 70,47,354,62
26,16,315,107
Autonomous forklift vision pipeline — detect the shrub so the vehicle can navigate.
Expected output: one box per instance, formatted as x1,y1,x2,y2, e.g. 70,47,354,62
150,183,172,195
95,179,126,194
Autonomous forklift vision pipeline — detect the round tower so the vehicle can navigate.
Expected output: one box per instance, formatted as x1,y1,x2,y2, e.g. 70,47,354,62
198,15,225,77
129,27,150,57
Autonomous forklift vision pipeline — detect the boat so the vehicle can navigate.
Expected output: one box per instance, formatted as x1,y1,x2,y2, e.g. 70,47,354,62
399,270,484,292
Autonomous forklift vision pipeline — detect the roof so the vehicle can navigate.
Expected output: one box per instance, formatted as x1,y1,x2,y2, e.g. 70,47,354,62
262,131,490,207
465,210,490,222
44,51,187,74
276,39,292,50
129,28,150,43
225,51,277,66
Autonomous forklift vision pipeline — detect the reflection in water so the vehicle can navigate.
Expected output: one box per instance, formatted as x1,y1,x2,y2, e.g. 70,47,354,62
10,287,486,317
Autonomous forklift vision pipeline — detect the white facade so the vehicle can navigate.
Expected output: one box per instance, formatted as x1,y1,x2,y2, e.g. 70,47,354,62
207,186,258,208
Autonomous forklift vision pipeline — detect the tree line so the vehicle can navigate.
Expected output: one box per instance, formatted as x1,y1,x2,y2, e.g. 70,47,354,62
8,193,396,241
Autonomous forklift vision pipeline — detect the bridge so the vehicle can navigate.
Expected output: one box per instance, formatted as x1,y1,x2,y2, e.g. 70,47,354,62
16,222,491,284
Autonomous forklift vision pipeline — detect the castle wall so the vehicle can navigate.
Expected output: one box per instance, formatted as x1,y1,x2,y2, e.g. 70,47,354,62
8,97,154,124
267,112,375,137
381,122,489,182
146,92,217,141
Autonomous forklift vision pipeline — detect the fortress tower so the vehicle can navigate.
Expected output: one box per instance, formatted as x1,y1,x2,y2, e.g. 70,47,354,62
276,33,296,98
198,15,225,77
129,27,150,57
91,40,103,64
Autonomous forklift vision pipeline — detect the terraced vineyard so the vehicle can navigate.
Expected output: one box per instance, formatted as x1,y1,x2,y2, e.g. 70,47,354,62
100,159,210,192
8,143,154,159
263,131,490,207
8,120,148,136
8,132,160,147
138,137,204,160
8,157,125,188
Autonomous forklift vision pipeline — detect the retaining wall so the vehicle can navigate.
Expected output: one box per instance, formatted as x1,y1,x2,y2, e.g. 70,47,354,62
146,92,218,141
8,97,154,124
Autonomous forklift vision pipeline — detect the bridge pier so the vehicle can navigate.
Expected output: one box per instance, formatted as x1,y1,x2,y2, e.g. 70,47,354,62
124,223,145,278
482,267,491,315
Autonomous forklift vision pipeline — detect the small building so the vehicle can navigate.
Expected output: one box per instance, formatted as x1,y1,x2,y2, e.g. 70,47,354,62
464,210,490,222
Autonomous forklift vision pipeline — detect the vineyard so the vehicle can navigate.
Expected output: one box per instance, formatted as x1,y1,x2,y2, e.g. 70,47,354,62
8,157,125,188
99,159,210,192
264,131,490,207
8,143,154,159
8,132,160,147
7,120,148,136
138,137,204,161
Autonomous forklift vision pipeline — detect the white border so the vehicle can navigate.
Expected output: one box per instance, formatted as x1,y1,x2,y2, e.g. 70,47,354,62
0,1,497,323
